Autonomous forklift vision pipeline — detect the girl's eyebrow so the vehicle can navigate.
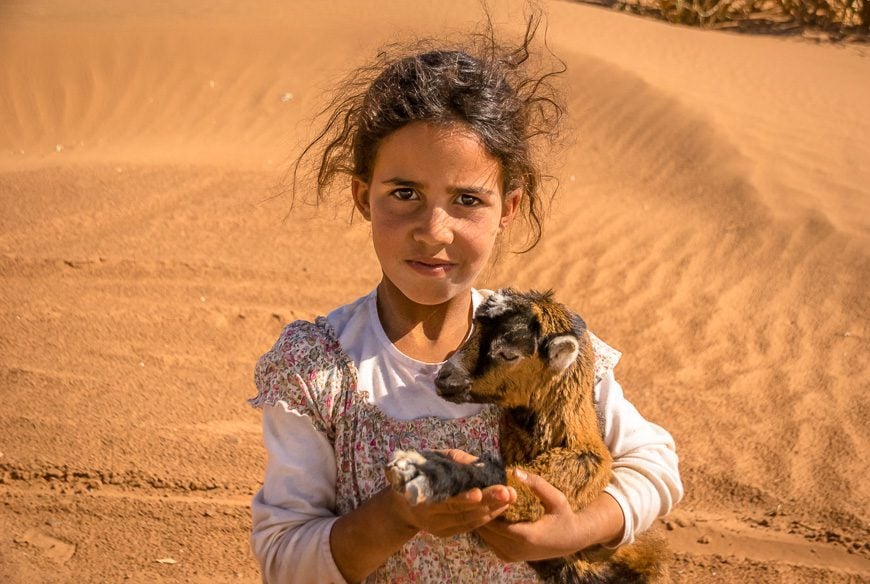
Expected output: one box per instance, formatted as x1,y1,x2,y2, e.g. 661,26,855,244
448,184,495,197
383,177,422,188
382,177,495,197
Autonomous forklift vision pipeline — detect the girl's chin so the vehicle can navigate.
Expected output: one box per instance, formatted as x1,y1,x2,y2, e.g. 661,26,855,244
382,278,471,307
404,287,463,306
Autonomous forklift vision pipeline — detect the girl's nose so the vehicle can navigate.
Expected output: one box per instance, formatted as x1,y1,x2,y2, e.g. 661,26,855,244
413,205,454,246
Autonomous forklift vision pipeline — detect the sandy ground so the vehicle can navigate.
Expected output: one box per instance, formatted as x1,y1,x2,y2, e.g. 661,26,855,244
1,1,868,582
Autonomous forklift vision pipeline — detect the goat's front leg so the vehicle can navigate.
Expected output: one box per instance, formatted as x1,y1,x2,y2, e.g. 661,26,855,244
503,446,613,523
386,450,507,505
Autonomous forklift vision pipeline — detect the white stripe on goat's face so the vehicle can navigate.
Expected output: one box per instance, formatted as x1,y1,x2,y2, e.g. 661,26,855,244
481,290,511,318
435,289,583,407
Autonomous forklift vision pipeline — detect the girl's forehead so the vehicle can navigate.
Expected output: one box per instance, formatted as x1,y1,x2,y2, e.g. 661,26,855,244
372,122,502,186
378,122,489,159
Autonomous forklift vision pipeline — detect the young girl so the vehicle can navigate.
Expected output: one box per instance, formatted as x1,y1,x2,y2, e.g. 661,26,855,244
249,18,682,584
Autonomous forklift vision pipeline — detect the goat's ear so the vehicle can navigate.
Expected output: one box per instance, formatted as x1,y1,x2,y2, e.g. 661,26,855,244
546,335,580,371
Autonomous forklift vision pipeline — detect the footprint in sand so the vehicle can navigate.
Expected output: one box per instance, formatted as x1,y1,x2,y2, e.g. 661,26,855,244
13,528,76,564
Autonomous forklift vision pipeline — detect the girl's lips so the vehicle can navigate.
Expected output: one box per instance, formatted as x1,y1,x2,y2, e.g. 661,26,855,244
407,259,455,276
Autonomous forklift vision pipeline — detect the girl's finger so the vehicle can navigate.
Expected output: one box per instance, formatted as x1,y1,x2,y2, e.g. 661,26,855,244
512,468,568,514
442,449,479,464
481,485,515,506
455,504,512,531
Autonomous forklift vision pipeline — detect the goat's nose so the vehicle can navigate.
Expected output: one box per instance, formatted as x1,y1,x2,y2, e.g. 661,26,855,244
434,366,469,397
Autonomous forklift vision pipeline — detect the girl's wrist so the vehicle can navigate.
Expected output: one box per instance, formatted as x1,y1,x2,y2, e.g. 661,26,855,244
573,492,626,551
381,487,422,537
330,487,420,582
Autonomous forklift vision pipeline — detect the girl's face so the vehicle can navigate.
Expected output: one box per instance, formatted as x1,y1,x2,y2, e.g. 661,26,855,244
352,122,520,307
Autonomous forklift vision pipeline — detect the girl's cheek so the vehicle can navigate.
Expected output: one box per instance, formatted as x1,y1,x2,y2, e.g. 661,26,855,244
474,216,504,242
375,210,415,229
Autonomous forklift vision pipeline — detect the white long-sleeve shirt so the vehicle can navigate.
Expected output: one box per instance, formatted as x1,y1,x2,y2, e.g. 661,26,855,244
250,289,683,583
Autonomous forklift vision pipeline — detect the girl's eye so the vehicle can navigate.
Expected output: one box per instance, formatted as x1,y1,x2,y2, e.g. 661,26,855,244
457,194,481,207
391,188,418,201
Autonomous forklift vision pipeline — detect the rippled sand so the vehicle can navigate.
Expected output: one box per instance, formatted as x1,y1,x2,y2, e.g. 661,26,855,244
1,1,868,581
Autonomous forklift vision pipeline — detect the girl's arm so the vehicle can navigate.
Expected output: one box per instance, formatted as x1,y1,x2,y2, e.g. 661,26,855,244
476,369,683,560
597,369,683,547
251,406,345,584
252,406,516,584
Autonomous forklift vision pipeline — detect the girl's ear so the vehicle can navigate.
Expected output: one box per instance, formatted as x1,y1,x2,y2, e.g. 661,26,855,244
351,177,372,221
500,189,522,229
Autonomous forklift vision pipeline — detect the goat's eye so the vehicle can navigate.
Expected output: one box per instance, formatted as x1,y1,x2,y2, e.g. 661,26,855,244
494,349,521,362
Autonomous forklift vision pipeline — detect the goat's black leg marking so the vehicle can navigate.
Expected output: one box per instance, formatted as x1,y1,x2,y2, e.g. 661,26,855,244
386,450,507,505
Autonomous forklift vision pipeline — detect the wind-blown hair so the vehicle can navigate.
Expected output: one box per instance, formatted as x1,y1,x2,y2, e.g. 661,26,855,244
292,11,565,251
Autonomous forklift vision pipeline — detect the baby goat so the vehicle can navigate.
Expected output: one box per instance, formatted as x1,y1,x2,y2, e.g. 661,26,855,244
387,289,666,583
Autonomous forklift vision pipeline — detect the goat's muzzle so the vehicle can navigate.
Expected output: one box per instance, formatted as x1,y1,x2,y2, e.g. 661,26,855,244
434,363,472,403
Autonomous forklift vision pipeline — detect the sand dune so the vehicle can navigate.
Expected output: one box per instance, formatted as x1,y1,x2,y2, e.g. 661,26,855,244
1,1,868,582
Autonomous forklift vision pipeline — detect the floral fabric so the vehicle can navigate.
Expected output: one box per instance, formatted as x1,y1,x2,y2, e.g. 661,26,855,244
251,316,621,583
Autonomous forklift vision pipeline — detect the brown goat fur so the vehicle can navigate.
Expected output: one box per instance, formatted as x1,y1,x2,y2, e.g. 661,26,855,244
387,288,667,583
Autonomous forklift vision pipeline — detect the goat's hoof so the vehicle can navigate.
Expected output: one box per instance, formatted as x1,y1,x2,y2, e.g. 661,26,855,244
386,450,432,505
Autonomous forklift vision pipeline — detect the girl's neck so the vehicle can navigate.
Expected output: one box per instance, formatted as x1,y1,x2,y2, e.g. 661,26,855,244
375,278,473,363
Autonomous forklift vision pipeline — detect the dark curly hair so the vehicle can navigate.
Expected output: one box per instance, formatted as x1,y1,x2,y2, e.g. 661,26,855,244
292,10,565,252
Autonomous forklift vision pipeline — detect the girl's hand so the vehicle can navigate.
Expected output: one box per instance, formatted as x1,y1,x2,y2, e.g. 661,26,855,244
386,449,517,538
475,469,625,563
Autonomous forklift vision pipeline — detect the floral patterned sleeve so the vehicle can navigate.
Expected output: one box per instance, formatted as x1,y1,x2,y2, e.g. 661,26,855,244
250,320,348,438
249,320,351,584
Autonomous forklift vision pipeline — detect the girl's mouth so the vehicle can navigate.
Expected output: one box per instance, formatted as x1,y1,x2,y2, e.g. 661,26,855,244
407,259,455,276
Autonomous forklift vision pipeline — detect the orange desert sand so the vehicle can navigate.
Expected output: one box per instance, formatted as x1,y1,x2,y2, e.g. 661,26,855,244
1,1,868,582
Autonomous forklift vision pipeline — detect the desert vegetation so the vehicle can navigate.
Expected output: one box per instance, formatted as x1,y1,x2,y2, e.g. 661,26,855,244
578,0,869,36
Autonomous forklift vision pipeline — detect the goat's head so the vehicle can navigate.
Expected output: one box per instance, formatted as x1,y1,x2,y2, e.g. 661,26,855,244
435,288,587,408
